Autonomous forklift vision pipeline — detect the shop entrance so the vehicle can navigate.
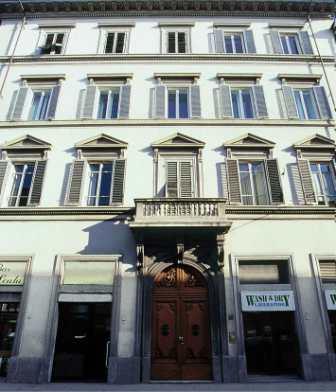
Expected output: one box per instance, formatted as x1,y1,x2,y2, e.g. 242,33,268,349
0,302,20,377
151,265,212,380
328,311,336,351
243,311,300,376
52,302,111,382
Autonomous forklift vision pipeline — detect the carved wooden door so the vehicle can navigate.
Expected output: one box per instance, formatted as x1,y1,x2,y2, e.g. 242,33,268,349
151,265,212,380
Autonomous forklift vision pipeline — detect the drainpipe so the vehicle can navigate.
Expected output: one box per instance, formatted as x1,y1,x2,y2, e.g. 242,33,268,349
0,0,26,98
307,15,336,114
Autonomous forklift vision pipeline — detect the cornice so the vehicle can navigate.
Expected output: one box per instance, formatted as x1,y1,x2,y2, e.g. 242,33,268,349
0,119,334,128
0,1,334,18
0,54,335,65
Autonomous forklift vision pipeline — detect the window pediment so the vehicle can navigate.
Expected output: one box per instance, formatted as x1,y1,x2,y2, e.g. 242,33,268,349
75,134,128,150
293,134,336,151
223,133,275,149
1,135,51,151
151,132,205,149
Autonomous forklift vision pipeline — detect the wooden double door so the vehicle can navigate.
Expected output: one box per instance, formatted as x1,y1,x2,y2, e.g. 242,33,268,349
151,265,212,380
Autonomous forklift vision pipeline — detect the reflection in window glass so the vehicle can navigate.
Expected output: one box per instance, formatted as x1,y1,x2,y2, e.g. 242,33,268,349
239,161,270,205
9,163,35,207
294,89,319,120
280,34,300,55
88,162,114,206
310,162,336,205
224,33,244,53
30,90,52,120
97,89,120,119
231,88,255,119
168,88,189,119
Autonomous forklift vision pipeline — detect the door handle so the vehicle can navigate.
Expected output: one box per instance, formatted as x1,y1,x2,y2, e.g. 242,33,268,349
178,336,184,344
105,340,110,368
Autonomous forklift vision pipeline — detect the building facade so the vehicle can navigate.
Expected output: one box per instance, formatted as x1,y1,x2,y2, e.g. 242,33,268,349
0,0,336,384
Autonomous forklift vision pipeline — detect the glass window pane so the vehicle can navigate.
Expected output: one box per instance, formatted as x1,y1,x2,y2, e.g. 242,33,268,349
224,35,233,53
177,32,186,53
115,33,125,53
239,163,253,205
98,92,109,119
45,33,54,47
88,165,99,205
30,92,42,120
55,33,64,45
110,91,120,118
288,35,299,54
105,33,115,53
231,90,240,118
98,163,113,206
302,90,318,120
242,89,254,119
39,91,51,120
320,164,336,198
168,32,176,53
281,35,289,54
294,90,305,119
233,34,243,53
18,164,34,206
179,89,189,118
251,162,269,205
168,90,176,118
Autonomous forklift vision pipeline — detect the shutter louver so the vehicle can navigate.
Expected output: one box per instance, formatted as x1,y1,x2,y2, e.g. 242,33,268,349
166,161,178,197
319,261,336,283
47,84,61,119
119,85,131,118
219,162,229,200
252,85,268,118
219,84,233,118
29,160,46,206
270,31,283,54
226,159,241,203
190,85,201,118
298,159,316,204
67,160,85,205
266,159,284,204
313,86,332,119
12,87,29,121
179,161,193,198
298,31,313,55
214,29,224,53
290,163,305,205
282,85,299,119
111,159,126,204
244,30,256,53
154,85,166,118
82,84,98,119
0,161,8,196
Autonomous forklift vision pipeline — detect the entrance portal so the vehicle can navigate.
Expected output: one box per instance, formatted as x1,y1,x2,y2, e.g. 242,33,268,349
243,312,300,376
52,302,111,382
151,265,212,380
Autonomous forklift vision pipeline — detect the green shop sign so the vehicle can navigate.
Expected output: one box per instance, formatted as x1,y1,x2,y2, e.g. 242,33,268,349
241,290,295,312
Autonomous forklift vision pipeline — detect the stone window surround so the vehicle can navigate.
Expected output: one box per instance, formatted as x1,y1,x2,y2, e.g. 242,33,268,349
97,22,135,54
159,23,194,54
36,25,74,55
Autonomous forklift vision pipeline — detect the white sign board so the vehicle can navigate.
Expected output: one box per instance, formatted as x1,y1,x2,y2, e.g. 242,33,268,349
325,290,336,310
241,291,295,312
0,262,26,285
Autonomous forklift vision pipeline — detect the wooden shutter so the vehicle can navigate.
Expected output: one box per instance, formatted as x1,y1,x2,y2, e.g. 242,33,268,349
219,84,233,118
166,161,178,197
252,85,268,118
244,30,256,53
266,159,284,204
82,84,98,119
111,159,126,204
179,161,193,198
66,160,85,205
226,159,241,203
29,160,47,206
0,161,8,197
119,85,131,118
214,29,224,53
47,84,61,119
290,163,305,205
270,31,283,54
313,86,332,119
319,261,336,283
219,162,229,200
168,32,176,53
298,159,316,204
154,85,166,118
298,31,313,55
190,85,201,118
12,87,29,121
282,85,299,119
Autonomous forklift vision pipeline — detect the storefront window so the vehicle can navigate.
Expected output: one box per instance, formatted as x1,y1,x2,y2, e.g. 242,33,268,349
239,260,289,284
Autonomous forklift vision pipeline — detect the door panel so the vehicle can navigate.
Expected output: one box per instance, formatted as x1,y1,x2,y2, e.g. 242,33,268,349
151,265,212,380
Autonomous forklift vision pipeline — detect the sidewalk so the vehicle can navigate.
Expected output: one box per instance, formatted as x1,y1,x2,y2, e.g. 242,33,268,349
0,381,336,392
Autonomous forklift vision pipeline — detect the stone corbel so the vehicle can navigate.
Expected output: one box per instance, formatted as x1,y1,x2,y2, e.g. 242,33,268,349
216,231,225,269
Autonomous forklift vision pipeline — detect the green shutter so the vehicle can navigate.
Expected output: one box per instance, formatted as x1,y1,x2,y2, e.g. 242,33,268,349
111,159,126,204
0,161,8,197
298,159,316,204
67,160,85,205
166,161,178,197
29,160,47,206
179,161,193,198
266,159,283,204
226,159,241,203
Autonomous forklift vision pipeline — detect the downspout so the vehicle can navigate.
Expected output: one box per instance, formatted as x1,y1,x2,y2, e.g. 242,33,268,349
0,0,26,98
307,14,336,114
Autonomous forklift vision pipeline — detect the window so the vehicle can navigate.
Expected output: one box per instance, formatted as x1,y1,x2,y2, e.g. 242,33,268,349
41,32,65,55
238,161,270,205
239,260,290,284
310,162,336,205
97,88,120,119
166,160,195,198
29,89,52,120
231,88,255,119
319,260,336,283
224,33,245,53
168,88,189,119
280,33,300,54
104,32,127,54
293,89,319,120
9,162,35,206
166,31,188,53
87,162,116,206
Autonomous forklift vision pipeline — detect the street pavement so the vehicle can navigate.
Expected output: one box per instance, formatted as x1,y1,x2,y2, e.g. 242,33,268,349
0,381,336,392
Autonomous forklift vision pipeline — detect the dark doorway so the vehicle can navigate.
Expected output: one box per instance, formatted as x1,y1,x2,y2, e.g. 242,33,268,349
52,302,111,382
329,311,336,352
151,265,212,380
0,302,20,377
243,311,301,376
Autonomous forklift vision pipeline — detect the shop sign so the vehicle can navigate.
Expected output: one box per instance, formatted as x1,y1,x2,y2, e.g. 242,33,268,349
63,261,115,285
0,262,26,285
325,290,336,310
241,290,295,312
